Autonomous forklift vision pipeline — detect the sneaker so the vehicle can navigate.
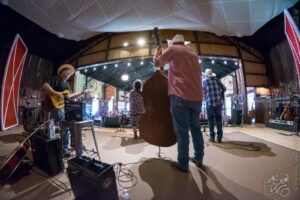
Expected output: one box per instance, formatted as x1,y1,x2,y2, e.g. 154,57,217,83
190,157,203,168
209,138,215,143
217,139,222,143
171,162,188,173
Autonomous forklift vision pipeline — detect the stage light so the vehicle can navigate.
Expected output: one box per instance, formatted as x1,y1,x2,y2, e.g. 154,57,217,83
121,74,129,81
127,62,131,66
211,60,215,64
140,61,144,65
123,42,129,47
137,38,146,46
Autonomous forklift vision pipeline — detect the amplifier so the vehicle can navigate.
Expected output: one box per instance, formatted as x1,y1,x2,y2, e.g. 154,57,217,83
267,119,299,132
67,156,118,200
231,109,242,125
269,119,294,125
65,100,86,121
31,133,64,176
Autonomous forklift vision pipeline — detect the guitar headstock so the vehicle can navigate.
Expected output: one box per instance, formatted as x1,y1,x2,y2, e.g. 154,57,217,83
153,27,161,47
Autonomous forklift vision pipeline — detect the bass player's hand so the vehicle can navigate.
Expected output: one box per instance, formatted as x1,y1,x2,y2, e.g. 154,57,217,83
155,46,162,56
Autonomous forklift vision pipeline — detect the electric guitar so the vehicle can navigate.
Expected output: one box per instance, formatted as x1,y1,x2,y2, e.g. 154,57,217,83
50,89,92,109
0,121,50,182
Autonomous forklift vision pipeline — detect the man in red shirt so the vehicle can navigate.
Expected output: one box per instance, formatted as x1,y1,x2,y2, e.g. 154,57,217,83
154,34,204,173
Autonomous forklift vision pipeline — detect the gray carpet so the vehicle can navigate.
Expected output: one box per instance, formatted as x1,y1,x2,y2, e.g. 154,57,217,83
0,128,299,200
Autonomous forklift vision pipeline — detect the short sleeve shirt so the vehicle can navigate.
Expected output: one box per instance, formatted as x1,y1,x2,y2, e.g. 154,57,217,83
157,45,203,101
50,76,72,93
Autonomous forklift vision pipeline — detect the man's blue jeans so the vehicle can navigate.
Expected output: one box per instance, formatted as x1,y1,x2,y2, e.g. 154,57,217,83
55,108,70,154
206,104,223,141
170,95,204,170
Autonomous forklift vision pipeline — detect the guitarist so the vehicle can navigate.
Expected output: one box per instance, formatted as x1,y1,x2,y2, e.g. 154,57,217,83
42,64,82,157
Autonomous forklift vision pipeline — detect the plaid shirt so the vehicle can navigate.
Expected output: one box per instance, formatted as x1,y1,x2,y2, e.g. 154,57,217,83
202,77,224,107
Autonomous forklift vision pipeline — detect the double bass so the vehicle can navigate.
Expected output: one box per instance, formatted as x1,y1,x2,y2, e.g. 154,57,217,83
139,27,176,147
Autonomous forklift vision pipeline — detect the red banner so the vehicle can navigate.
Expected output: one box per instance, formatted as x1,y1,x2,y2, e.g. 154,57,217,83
284,9,300,86
1,34,28,130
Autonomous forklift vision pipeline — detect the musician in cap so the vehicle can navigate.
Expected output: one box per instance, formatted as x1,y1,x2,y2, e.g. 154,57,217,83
154,34,204,173
42,64,83,157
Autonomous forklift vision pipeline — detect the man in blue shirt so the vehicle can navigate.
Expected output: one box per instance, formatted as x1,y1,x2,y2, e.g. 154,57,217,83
202,69,226,143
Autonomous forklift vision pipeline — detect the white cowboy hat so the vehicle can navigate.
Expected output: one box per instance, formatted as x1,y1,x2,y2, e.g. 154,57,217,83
167,34,186,46
57,64,75,75
204,68,216,77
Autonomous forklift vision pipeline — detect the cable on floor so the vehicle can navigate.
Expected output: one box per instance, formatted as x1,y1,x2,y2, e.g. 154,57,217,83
114,162,138,190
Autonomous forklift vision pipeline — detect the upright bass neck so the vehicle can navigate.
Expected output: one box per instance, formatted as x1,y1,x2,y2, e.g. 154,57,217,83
153,27,164,70
153,27,161,47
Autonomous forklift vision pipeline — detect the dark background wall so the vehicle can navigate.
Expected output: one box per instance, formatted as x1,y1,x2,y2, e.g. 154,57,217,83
0,4,102,84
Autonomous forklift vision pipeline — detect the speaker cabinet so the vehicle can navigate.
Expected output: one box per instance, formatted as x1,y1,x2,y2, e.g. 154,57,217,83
231,109,242,125
67,156,118,200
31,133,64,176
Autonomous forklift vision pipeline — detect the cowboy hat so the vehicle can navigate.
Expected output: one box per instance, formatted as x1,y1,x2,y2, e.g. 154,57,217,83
57,64,75,75
205,68,216,77
167,34,186,46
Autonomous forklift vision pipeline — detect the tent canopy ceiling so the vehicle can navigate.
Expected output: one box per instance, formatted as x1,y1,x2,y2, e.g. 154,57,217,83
5,0,298,41
79,56,239,91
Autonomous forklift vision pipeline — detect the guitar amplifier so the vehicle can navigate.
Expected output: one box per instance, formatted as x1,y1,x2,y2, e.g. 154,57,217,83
31,133,64,176
267,119,299,132
65,100,86,121
67,156,118,200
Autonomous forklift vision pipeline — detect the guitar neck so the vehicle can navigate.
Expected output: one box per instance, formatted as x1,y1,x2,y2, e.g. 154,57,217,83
280,107,287,120
67,90,82,99
23,120,51,143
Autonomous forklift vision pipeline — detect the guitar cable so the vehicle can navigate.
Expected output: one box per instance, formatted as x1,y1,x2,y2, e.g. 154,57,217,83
112,153,173,191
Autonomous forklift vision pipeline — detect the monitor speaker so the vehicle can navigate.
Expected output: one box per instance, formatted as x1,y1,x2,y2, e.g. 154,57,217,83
231,109,242,125
31,133,64,176
67,156,118,200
